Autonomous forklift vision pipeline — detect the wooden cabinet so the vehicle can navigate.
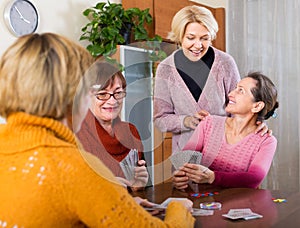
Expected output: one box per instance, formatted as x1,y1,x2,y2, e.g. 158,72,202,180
154,128,173,184
122,0,155,37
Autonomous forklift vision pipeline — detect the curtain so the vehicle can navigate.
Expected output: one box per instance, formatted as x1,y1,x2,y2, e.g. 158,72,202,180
228,0,300,192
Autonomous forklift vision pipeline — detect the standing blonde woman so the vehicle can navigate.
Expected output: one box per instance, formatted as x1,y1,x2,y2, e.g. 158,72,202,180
0,33,194,227
154,5,242,154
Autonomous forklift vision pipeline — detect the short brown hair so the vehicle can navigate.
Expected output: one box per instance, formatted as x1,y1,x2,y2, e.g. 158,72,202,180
89,60,127,92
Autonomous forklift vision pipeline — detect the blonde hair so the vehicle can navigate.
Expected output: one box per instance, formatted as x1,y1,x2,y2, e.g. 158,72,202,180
0,33,94,119
167,5,219,45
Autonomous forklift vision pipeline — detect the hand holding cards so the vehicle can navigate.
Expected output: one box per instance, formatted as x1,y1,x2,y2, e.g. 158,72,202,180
119,149,139,181
170,150,202,170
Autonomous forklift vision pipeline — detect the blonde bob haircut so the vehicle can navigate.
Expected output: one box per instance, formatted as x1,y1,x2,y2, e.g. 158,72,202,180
167,5,219,45
0,33,94,120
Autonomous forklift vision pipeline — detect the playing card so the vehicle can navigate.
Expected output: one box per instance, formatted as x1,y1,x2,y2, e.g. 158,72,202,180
170,150,202,170
160,197,188,207
222,208,263,220
119,149,139,181
147,198,189,212
192,208,214,216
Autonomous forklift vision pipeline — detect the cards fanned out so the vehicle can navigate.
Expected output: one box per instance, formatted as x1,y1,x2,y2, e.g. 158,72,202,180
119,149,139,181
222,208,263,220
170,150,202,170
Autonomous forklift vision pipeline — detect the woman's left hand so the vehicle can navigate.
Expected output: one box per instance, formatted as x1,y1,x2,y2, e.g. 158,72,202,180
255,121,272,136
131,160,148,191
182,163,215,184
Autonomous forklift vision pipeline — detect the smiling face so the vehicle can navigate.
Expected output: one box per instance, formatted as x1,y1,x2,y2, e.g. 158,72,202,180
90,76,125,124
225,77,264,116
181,22,212,62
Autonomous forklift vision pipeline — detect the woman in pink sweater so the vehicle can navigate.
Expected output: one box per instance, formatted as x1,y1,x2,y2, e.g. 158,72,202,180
173,72,279,189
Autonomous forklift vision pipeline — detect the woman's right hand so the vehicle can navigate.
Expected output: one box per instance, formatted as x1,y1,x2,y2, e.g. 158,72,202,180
172,169,189,190
196,110,210,121
184,110,210,129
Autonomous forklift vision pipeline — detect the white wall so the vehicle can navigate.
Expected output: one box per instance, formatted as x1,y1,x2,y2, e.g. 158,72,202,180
0,0,122,58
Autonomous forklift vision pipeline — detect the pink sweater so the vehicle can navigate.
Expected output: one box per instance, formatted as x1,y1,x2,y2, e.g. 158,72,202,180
183,115,277,188
154,47,240,154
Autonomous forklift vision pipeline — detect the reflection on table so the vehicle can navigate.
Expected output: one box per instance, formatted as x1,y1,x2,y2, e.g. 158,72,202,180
131,181,300,227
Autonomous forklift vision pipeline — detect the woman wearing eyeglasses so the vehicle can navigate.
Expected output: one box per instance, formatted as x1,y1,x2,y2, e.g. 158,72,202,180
76,61,149,191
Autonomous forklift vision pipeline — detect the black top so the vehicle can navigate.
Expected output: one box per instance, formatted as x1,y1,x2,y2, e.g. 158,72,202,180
175,47,215,101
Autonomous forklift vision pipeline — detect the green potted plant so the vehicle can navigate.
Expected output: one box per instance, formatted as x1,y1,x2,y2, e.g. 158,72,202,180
80,0,166,65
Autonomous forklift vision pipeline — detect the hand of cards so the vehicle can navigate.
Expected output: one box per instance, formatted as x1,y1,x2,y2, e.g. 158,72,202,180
170,150,202,170
119,149,139,181
222,208,263,220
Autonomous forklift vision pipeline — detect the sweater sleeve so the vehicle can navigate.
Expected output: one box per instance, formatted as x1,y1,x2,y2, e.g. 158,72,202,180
61,150,195,227
153,58,191,134
213,136,277,188
213,48,240,101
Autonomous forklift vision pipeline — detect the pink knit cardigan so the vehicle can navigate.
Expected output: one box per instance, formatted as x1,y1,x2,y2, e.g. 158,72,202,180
154,47,240,154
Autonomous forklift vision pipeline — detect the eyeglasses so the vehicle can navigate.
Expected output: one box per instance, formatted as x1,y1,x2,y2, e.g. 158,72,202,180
95,91,126,101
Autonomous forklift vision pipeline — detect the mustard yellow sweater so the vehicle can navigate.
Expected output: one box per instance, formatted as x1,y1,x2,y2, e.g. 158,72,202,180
0,112,194,227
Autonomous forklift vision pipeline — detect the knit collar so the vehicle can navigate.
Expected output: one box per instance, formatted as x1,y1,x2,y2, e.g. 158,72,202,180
0,112,77,153
94,114,130,162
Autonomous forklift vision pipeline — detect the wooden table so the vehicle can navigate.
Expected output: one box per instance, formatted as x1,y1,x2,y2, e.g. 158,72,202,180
131,182,300,227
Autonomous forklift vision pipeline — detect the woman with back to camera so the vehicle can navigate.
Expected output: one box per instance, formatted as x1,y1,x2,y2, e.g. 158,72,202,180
0,33,194,227
154,5,269,155
173,72,279,189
